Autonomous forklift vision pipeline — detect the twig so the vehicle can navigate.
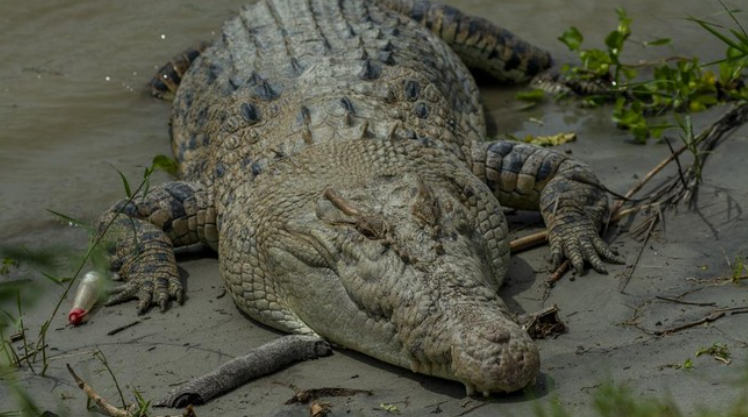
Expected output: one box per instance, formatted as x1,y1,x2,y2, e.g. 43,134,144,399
554,103,748,287
453,402,489,416
66,364,196,417
155,335,331,408
653,310,725,336
611,203,661,221
95,350,127,409
608,141,690,217
509,231,548,253
625,56,695,68
652,306,748,336
545,261,571,288
67,364,132,417
509,202,660,254
619,211,659,293
654,295,716,307
11,344,49,366
284,387,373,404
107,319,145,336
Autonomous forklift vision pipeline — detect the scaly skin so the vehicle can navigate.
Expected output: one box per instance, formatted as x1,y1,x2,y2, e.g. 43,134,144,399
95,0,622,395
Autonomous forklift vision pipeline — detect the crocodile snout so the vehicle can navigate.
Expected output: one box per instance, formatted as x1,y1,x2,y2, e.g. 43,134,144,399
450,317,540,395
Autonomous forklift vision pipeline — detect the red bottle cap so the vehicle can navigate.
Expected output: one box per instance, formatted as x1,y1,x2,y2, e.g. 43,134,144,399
68,308,87,325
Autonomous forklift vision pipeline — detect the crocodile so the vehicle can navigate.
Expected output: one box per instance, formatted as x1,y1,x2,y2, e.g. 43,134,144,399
95,0,623,396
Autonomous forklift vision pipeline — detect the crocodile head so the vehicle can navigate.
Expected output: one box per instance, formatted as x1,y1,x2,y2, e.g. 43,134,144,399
264,163,539,395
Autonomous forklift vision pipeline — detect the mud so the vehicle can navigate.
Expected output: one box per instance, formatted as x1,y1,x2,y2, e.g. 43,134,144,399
1,1,747,416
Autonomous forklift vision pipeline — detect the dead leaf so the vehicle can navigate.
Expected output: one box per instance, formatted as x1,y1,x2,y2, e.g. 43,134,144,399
523,132,576,147
309,400,330,417
379,403,401,414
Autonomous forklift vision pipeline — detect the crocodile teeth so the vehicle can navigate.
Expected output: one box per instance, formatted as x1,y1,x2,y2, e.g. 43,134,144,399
464,383,476,397
409,359,420,373
482,390,491,398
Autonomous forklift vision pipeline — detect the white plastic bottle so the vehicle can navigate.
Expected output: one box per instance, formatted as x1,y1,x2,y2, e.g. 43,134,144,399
68,271,105,325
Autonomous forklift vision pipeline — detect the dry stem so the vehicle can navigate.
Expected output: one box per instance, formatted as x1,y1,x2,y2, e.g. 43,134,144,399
509,102,748,287
66,364,196,417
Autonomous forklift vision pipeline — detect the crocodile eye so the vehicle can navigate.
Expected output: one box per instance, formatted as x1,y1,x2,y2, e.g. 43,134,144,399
356,215,388,240
323,187,389,239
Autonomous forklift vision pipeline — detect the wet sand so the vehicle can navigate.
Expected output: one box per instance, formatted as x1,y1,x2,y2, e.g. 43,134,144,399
1,1,747,416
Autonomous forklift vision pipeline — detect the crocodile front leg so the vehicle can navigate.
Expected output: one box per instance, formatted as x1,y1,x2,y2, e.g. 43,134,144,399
472,140,624,274
96,181,217,313
376,0,552,82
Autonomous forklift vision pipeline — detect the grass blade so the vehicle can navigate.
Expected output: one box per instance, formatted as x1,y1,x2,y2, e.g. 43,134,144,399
688,16,744,51
151,154,180,177
729,28,748,51
114,168,132,199
718,0,746,37
45,209,91,231
40,272,72,286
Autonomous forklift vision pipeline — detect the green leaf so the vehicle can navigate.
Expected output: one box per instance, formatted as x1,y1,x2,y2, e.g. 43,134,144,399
605,30,626,53
40,272,72,286
644,38,671,47
696,342,730,359
622,67,638,80
688,16,744,51
558,27,584,51
115,168,132,199
615,8,632,37
515,89,546,102
46,209,92,231
151,154,180,177
729,28,748,51
142,172,151,200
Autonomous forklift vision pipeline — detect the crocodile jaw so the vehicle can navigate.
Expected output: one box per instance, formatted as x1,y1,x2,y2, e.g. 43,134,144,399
236,144,540,394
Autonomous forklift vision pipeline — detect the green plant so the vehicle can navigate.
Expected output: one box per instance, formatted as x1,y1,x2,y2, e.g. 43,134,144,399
558,8,644,87
0,257,19,277
534,376,748,417
696,342,731,361
0,154,178,416
553,6,747,143
733,254,747,282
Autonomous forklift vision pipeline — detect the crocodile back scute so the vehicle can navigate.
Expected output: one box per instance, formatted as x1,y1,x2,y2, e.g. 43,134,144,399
170,0,486,206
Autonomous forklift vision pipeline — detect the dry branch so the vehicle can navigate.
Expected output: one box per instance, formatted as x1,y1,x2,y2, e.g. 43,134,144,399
66,364,195,417
652,306,748,336
509,102,748,287
156,335,331,408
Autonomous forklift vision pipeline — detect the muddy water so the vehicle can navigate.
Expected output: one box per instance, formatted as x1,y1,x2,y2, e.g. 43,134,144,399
0,0,743,414
0,0,736,241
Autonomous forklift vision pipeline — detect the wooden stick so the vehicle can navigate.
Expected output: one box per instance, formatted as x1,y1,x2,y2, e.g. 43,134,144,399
155,335,331,408
654,295,716,307
66,363,197,417
509,202,661,254
509,231,548,253
67,363,135,417
510,103,748,287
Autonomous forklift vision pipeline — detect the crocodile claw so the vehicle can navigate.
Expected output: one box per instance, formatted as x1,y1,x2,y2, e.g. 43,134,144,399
106,275,184,314
548,211,624,275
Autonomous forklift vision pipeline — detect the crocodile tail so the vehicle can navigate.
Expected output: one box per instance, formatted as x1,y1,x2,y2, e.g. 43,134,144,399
378,0,552,83
150,42,211,100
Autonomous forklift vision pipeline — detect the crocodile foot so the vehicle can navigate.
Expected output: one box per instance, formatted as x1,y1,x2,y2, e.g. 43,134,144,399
547,207,625,274
106,275,184,314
